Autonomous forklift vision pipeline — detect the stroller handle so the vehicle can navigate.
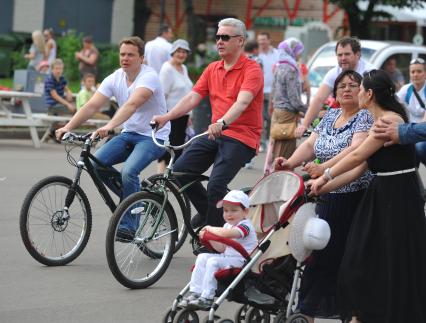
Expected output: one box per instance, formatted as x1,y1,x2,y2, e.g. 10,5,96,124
200,231,250,260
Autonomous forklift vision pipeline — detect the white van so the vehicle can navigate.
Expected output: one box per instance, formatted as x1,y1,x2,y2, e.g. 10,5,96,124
307,40,426,96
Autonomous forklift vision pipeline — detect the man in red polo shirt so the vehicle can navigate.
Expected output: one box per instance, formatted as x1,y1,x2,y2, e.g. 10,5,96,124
152,18,263,228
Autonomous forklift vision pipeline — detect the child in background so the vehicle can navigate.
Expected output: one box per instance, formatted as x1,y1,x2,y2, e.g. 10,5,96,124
179,190,258,310
44,58,75,115
76,73,109,120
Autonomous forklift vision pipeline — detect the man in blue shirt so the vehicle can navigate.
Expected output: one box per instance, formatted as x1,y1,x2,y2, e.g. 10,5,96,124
44,58,76,115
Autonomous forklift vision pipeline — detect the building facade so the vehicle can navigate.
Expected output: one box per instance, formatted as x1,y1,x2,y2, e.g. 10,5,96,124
3,0,344,45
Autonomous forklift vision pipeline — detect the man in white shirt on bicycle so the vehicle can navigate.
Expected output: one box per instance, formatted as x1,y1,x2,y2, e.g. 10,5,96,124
56,36,170,235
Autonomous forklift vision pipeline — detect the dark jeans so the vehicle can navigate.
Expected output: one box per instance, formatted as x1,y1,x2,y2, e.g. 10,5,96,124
158,114,190,164
174,135,256,227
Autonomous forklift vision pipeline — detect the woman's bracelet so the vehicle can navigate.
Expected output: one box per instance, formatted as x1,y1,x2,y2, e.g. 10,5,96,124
324,167,334,181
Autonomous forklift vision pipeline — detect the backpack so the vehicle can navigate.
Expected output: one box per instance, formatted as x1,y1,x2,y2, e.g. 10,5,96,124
405,84,426,105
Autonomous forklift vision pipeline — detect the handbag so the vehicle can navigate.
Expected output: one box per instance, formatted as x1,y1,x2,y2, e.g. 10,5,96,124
270,122,297,140
270,109,297,140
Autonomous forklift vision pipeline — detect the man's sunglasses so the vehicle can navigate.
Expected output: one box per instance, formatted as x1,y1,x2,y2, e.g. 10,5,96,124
410,57,425,65
215,34,242,42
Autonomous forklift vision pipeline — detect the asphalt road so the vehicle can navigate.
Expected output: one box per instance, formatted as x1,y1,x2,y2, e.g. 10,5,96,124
1,138,424,323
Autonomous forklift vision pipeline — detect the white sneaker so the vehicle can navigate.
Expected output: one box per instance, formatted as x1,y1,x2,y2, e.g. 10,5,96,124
188,297,214,310
178,292,200,308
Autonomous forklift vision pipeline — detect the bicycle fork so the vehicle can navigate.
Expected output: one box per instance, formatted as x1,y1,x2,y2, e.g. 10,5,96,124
62,160,85,221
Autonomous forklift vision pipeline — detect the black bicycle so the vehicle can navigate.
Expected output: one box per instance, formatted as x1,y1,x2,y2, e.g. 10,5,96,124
19,132,121,266
105,126,217,289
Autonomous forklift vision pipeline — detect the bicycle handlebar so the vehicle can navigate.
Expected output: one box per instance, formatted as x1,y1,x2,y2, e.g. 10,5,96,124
149,121,230,151
61,132,99,144
61,130,115,144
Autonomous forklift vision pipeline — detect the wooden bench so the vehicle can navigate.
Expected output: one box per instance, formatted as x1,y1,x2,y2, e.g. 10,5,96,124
0,90,44,148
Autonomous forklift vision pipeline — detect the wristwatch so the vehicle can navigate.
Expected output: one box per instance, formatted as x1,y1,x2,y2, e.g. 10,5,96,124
217,118,227,128
324,167,334,181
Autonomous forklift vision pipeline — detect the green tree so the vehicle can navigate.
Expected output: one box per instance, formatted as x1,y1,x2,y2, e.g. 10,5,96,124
329,0,425,38
56,30,82,81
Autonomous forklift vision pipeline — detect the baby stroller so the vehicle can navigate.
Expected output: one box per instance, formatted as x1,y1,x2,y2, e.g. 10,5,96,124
163,171,329,323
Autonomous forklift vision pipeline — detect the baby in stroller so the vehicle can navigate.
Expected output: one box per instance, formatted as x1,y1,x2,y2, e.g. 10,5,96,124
178,190,258,310
165,171,330,323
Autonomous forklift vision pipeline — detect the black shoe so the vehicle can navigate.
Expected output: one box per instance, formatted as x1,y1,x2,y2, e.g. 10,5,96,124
191,234,219,256
115,228,136,243
190,213,206,229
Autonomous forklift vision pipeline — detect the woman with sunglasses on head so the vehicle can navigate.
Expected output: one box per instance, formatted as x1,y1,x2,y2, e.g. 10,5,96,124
275,70,374,322
311,69,426,323
396,57,426,164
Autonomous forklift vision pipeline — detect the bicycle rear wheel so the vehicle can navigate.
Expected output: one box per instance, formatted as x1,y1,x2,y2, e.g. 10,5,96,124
106,191,177,289
19,176,92,266
143,175,190,253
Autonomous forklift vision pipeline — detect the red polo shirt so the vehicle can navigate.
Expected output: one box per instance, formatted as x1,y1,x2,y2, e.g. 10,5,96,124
192,54,264,150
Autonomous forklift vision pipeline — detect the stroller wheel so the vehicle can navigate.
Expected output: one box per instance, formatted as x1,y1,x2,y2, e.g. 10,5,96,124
245,307,271,323
282,313,309,323
163,309,176,323
234,305,250,323
173,308,200,323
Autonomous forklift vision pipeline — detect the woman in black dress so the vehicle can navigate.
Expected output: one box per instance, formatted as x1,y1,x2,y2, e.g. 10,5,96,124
311,69,426,323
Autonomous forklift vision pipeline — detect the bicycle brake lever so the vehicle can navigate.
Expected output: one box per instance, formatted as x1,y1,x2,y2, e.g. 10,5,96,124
61,132,73,142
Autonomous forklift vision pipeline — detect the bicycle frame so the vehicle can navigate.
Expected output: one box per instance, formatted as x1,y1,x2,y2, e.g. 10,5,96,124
64,136,120,214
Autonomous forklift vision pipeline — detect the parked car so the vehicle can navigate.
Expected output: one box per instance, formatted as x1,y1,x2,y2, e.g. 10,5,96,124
307,40,426,96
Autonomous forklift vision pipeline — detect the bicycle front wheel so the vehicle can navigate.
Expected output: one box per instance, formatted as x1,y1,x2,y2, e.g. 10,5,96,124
106,191,177,289
19,176,92,266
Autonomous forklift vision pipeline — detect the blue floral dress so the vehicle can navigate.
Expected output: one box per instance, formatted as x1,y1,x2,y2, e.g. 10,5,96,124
299,108,374,318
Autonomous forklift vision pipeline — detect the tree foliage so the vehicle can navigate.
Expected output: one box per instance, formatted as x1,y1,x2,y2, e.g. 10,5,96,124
329,0,425,38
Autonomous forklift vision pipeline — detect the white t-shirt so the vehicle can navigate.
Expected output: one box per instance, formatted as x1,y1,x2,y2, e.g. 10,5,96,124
259,47,279,94
223,218,258,257
159,61,193,113
322,58,375,89
397,82,426,123
144,37,172,74
97,65,170,140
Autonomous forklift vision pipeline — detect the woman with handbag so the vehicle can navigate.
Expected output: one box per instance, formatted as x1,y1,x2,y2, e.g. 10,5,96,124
264,38,306,174
274,70,374,322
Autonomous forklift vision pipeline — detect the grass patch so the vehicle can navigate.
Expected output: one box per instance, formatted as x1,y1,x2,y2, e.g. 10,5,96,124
0,78,13,89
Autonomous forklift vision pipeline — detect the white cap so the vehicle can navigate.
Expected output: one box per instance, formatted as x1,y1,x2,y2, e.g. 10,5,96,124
170,39,191,54
303,218,331,250
216,190,250,209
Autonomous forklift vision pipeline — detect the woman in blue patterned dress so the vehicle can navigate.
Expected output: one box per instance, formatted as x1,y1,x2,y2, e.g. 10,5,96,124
275,70,374,322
